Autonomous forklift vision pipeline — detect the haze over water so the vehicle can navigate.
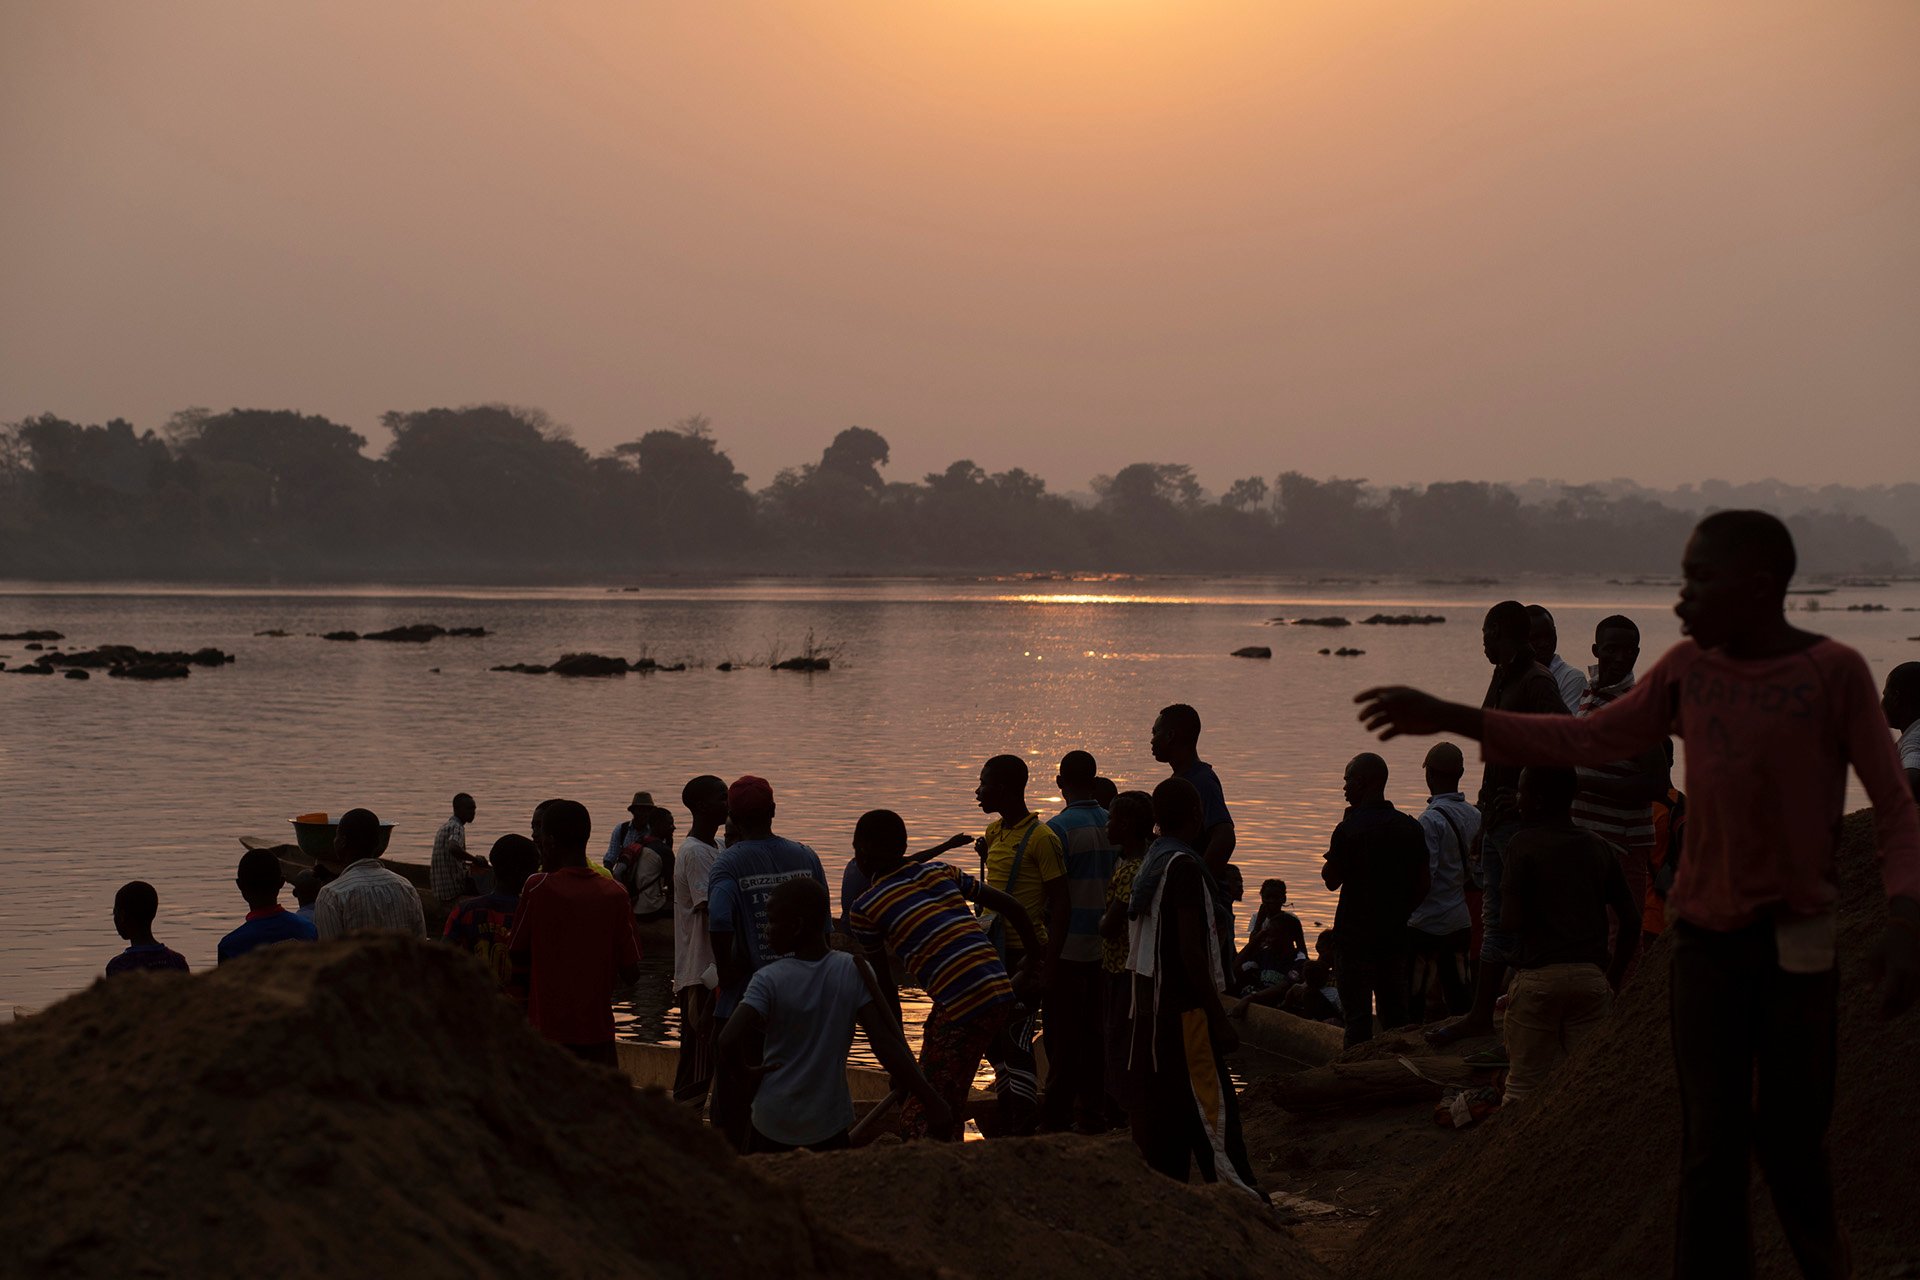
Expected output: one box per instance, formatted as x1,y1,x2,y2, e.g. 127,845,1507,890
6,574,1916,1022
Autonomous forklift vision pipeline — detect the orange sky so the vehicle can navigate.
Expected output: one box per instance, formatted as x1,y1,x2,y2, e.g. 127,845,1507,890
3,1,1916,492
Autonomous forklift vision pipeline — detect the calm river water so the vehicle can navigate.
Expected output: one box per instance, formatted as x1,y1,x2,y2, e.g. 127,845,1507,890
5,574,1916,1044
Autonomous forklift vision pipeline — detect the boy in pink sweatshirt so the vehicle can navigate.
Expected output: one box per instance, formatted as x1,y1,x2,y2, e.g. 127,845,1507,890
1356,510,1920,1280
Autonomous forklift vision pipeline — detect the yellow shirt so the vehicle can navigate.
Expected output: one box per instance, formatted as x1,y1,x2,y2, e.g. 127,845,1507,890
980,813,1066,954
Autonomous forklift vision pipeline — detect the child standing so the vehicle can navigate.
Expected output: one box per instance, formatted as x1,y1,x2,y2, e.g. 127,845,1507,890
1097,789,1154,1124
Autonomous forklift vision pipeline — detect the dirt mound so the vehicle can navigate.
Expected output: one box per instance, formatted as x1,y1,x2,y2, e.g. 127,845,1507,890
1345,810,1920,1279
0,937,906,1280
754,1132,1331,1280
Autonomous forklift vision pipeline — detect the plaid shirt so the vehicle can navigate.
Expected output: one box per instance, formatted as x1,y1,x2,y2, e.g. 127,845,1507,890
316,859,427,940
430,816,472,904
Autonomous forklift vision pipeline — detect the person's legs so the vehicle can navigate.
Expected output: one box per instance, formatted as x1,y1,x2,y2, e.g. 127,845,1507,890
1609,841,1651,983
671,984,716,1108
1371,950,1410,1035
1671,921,1764,1280
1102,969,1134,1125
709,1016,761,1154
1068,961,1108,1127
985,996,1042,1136
903,1002,1002,1141
1754,960,1844,1278
1336,947,1374,1048
1435,929,1473,1016
1435,822,1516,1040
1175,1008,1265,1199
1041,961,1100,1129
1135,1010,1201,1183
1500,967,1557,1104
1557,963,1612,1057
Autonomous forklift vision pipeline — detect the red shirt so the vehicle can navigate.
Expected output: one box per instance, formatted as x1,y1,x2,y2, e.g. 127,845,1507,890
507,866,641,1046
1482,637,1920,932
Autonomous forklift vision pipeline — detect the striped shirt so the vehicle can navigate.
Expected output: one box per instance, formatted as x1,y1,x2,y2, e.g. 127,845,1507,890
315,858,428,940
848,861,1013,1022
1570,674,1656,852
1047,801,1119,964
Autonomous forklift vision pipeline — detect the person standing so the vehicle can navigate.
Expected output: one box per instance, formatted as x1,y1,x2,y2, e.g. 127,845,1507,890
1424,601,1568,1049
218,849,318,963
1407,743,1480,1018
1097,790,1153,1128
670,775,727,1109
1150,703,1236,877
972,753,1068,1136
706,775,829,1151
1129,777,1263,1200
1571,615,1671,969
1356,510,1920,1278
507,799,642,1066
1528,605,1589,713
430,793,482,907
848,808,1036,1140
1321,754,1429,1048
1042,749,1119,1132
1499,766,1640,1104
1884,661,1920,804
315,809,426,940
443,833,540,996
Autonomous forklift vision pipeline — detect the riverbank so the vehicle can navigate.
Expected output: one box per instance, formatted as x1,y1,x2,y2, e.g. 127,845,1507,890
3,813,1913,1278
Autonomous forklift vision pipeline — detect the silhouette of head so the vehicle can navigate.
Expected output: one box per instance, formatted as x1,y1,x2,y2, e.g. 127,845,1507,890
976,754,1029,816
236,848,284,909
1151,703,1202,764
1592,615,1641,687
1884,661,1920,731
488,833,541,895
1677,510,1797,650
1517,766,1579,821
1343,753,1389,806
113,880,159,941
853,808,909,877
1526,605,1558,666
1482,601,1530,666
334,808,383,866
1151,776,1204,844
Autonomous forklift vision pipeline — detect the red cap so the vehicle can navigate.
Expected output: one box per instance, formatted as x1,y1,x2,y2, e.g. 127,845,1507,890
727,775,775,819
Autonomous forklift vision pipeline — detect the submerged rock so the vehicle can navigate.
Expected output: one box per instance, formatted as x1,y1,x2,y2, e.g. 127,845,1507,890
1231,646,1273,659
64,669,90,680
1289,617,1351,627
772,656,831,672
322,630,360,642
109,662,191,680
254,629,292,637
0,629,63,641
1359,614,1446,626
491,663,551,675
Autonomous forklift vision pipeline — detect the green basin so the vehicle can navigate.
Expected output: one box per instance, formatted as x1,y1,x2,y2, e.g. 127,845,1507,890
290,819,395,861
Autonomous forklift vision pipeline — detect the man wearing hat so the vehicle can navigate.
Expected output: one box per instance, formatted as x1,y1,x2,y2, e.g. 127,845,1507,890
1408,743,1481,1018
602,791,656,870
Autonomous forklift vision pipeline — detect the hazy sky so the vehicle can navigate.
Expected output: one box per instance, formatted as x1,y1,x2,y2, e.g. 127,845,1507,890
4,1,1917,493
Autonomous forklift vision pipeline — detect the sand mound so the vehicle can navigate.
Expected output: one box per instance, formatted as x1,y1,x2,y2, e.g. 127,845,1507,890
1345,810,1920,1280
0,937,908,1280
753,1132,1332,1280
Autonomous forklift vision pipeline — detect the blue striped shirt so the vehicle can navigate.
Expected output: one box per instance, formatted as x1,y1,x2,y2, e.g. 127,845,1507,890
1047,801,1118,964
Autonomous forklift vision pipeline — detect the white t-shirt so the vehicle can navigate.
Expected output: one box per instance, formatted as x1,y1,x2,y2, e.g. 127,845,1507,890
1547,655,1587,714
740,952,869,1147
672,835,722,992
1899,718,1920,773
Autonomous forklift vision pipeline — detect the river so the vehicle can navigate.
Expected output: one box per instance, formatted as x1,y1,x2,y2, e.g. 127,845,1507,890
4,574,1916,1050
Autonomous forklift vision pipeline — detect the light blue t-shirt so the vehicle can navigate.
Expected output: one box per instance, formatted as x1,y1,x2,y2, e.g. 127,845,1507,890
740,951,869,1147
706,835,828,1018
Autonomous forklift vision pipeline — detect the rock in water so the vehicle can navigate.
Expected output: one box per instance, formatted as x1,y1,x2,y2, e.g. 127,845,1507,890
1231,646,1273,659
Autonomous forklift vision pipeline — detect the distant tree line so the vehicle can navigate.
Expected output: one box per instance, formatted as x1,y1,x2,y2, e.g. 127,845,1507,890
0,406,1908,580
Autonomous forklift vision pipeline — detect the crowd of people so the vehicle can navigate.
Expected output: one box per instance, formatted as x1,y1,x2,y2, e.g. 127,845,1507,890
101,510,1920,1274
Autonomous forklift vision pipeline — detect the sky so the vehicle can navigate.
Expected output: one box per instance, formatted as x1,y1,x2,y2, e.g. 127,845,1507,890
3,0,1917,494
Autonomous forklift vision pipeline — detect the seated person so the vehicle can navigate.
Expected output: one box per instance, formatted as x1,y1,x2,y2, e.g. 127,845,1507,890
217,849,319,963
1237,878,1307,991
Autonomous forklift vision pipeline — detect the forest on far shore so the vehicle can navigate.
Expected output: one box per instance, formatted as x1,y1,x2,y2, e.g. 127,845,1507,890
1,405,1910,581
